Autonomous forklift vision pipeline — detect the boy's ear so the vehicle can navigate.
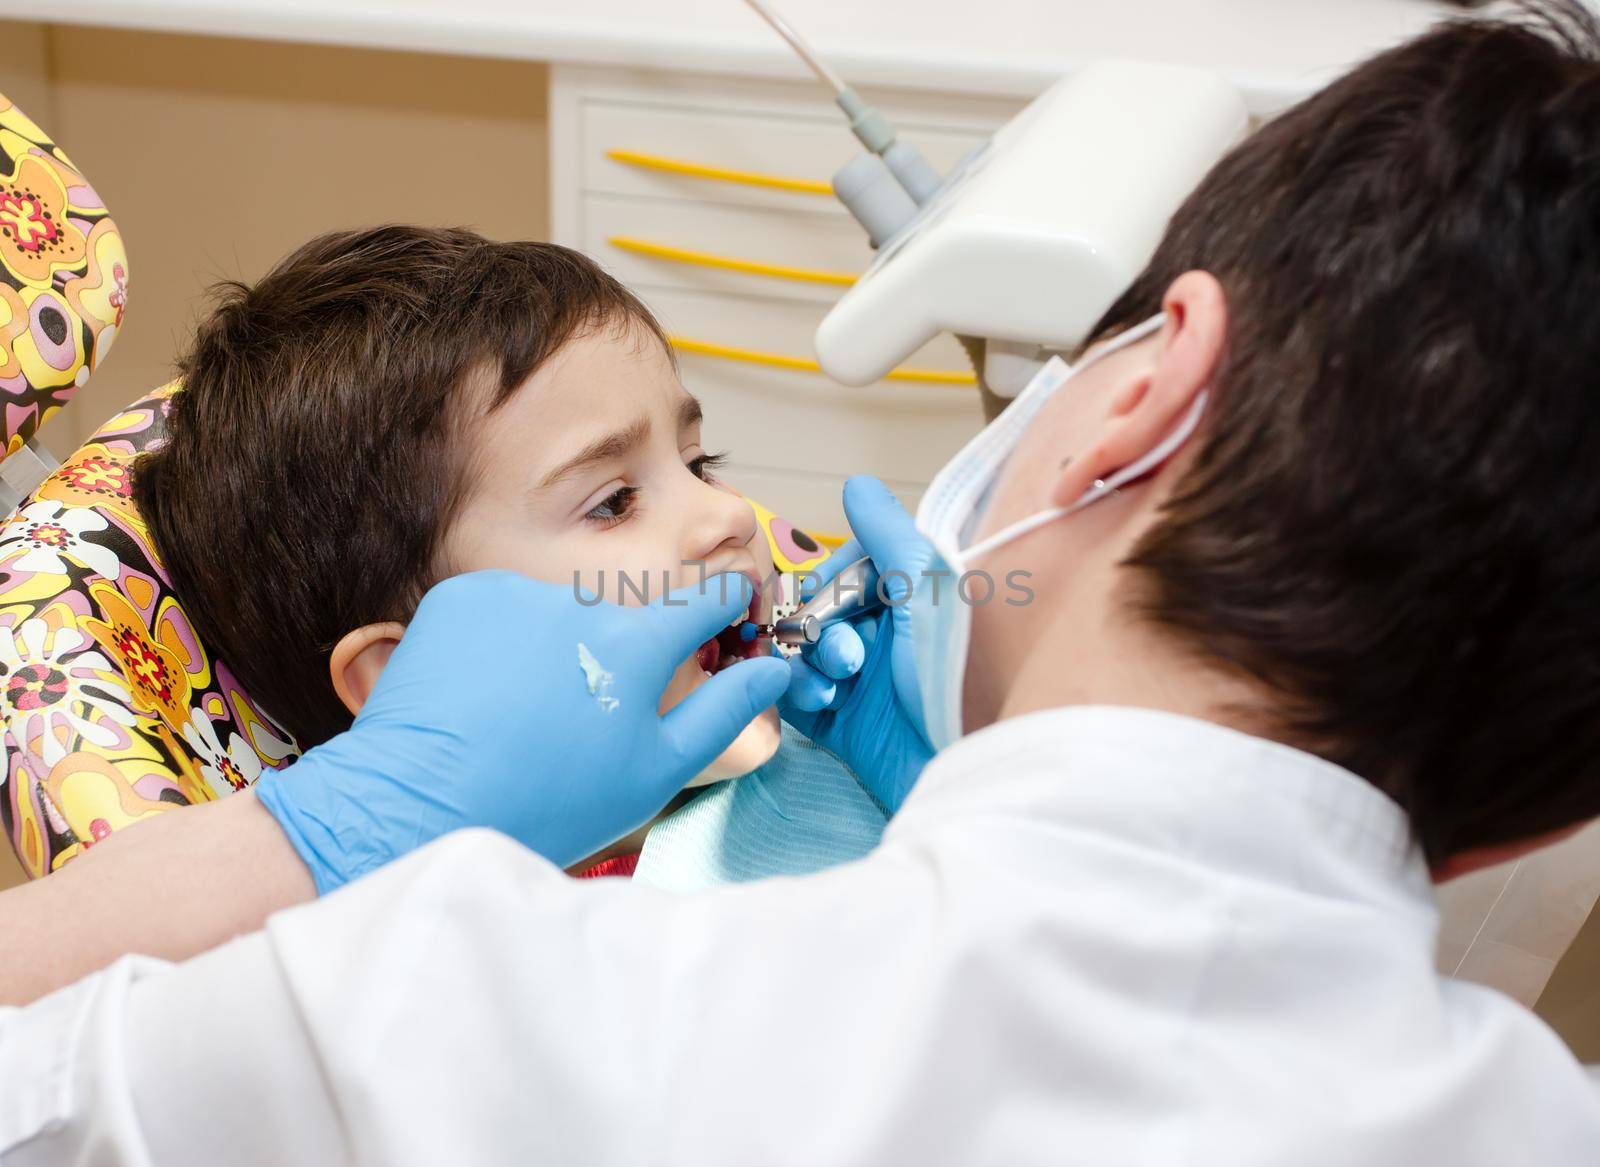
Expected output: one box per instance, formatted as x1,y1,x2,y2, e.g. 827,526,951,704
1049,270,1229,509
329,622,407,717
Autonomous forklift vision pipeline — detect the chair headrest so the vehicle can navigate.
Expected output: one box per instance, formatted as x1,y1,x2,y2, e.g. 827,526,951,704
0,93,126,459
0,387,298,876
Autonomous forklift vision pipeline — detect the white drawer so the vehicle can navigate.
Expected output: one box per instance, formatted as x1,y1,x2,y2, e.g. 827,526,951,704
550,67,1020,530
581,100,992,216
639,284,977,413
639,287,984,529
582,193,876,307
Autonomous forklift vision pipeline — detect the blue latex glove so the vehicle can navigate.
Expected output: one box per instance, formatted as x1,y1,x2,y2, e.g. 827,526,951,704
780,476,935,813
256,570,789,893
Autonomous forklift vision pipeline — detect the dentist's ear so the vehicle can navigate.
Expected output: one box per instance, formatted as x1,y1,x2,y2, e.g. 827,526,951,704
330,622,407,717
1050,271,1229,509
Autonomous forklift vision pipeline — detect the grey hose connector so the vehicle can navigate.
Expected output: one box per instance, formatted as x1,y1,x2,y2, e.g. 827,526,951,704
743,2,946,208
881,140,944,205
832,153,919,248
835,88,896,154
836,88,943,206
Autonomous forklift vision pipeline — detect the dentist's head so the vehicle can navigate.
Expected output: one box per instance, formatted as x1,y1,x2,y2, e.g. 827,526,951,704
966,0,1600,874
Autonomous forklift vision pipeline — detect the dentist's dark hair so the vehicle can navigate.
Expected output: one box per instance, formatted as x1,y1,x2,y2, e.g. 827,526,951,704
1088,0,1600,865
135,226,668,748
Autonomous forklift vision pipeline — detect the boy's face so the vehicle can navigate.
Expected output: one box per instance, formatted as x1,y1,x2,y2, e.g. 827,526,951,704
441,324,780,785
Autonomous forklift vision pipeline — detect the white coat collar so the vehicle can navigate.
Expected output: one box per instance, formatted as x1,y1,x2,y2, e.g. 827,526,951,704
893,705,1437,922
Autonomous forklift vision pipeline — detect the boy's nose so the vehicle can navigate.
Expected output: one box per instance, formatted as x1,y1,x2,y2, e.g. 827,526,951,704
685,474,759,561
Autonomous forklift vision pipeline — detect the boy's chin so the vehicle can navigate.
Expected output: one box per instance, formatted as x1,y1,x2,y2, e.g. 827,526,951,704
686,704,782,786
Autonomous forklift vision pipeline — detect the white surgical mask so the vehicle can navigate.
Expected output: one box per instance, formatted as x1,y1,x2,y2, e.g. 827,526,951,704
910,314,1207,749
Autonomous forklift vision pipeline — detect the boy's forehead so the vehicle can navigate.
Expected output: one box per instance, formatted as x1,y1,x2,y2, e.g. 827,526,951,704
515,327,685,421
471,328,698,483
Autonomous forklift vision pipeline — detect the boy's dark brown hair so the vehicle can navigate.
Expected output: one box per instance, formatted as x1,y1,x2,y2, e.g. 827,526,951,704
1092,0,1600,864
135,226,666,748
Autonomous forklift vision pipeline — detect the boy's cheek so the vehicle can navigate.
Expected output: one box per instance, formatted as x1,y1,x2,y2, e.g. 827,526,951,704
447,513,689,607
509,557,680,608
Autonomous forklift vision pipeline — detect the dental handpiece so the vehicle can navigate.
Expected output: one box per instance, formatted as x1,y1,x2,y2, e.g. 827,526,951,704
761,556,885,647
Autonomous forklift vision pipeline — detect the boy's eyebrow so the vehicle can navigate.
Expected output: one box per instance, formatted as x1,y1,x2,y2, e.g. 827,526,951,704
539,414,652,488
537,396,703,489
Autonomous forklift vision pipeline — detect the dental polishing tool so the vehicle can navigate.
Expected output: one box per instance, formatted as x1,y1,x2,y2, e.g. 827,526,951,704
746,556,884,647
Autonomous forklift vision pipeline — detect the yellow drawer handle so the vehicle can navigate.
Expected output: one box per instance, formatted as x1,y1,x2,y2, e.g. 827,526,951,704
610,236,857,288
669,335,976,387
606,149,833,196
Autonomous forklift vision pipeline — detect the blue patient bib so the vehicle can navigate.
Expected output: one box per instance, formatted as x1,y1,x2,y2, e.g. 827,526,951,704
634,725,888,890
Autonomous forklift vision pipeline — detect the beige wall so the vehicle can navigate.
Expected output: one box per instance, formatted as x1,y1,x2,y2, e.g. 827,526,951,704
1540,902,1600,1062
0,22,55,128
3,22,550,456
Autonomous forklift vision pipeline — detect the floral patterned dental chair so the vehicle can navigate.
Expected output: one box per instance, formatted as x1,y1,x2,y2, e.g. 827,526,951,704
0,94,124,458
0,87,834,879
0,89,146,877
0,386,294,876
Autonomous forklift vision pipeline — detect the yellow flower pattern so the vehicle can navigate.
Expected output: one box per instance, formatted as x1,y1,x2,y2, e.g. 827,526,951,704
0,90,125,454
0,387,302,875
0,153,87,288
83,580,196,734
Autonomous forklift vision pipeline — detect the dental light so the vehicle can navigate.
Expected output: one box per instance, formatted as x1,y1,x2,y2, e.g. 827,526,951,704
745,2,1249,401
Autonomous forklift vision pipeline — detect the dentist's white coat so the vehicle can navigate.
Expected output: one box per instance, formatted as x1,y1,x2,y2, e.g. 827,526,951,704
2,707,1596,1165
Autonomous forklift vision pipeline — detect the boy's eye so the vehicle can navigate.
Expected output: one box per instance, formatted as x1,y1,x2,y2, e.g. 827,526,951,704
689,452,728,481
586,486,638,526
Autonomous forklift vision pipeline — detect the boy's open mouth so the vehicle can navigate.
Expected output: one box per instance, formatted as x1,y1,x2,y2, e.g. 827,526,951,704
694,581,764,676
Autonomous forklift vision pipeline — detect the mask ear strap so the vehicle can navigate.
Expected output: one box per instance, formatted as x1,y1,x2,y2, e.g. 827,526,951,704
1065,389,1209,514
964,388,1209,563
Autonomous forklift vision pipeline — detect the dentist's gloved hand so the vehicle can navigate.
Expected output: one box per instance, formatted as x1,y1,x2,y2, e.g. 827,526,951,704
781,476,935,814
256,570,788,894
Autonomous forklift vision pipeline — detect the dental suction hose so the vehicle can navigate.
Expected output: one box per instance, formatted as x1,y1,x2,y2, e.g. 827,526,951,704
743,0,943,212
